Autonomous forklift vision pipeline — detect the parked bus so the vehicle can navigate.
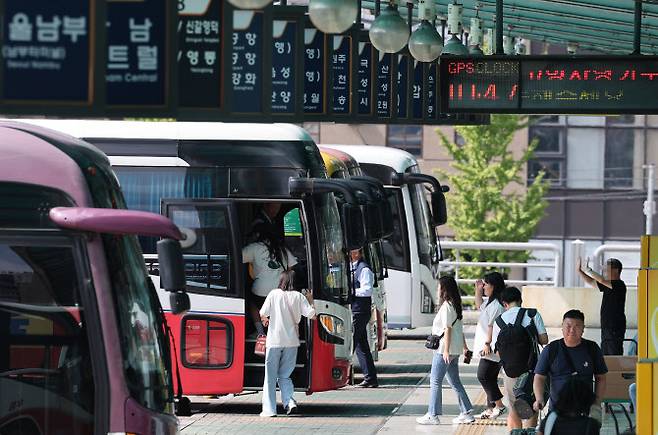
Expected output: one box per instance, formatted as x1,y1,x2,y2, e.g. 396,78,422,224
324,145,448,329
320,148,388,356
0,121,188,434
19,120,366,398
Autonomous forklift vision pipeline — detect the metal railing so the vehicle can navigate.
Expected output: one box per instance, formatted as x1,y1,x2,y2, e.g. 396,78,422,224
591,243,641,288
440,240,562,287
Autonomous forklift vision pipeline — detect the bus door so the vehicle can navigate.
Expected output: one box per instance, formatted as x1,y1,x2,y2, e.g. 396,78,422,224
161,199,244,395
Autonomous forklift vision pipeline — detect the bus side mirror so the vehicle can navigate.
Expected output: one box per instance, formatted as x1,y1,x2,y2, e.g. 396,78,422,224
157,238,190,315
431,191,448,227
365,203,383,242
341,203,366,250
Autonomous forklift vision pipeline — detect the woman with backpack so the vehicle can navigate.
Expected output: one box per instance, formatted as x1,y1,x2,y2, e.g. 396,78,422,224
416,276,474,425
473,271,506,419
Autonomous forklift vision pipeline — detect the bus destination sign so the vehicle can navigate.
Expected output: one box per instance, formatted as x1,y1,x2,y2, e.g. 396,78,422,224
440,56,658,114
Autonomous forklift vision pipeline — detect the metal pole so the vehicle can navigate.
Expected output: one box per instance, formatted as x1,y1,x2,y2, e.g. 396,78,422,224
495,0,504,54
407,1,413,35
571,239,585,287
634,0,643,54
645,164,655,234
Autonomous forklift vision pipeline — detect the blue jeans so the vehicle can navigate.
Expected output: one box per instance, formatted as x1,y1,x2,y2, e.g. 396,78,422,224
428,353,473,416
262,346,298,415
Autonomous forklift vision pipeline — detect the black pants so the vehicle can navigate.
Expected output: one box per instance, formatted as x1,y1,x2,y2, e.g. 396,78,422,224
477,358,503,408
601,328,626,355
353,311,377,383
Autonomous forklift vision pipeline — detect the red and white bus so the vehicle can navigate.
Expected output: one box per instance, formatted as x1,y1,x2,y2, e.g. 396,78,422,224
21,120,368,399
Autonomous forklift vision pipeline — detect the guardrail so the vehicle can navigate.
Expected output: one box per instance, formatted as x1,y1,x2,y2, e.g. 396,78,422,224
441,240,562,287
591,243,641,288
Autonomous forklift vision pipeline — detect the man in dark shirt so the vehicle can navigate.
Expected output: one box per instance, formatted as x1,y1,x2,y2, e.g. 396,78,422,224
533,310,607,411
577,257,627,355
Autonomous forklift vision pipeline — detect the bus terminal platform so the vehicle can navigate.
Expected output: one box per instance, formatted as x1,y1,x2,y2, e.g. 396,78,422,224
179,325,635,435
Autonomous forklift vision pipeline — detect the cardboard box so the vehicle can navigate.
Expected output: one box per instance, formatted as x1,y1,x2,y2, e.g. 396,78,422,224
604,356,637,372
602,356,636,401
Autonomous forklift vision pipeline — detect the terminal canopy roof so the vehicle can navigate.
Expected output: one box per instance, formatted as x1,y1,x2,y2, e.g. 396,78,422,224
358,0,658,55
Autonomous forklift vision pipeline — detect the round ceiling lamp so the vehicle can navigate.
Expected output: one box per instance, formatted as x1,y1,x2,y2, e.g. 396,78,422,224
308,0,358,34
408,0,443,62
441,3,468,56
468,17,483,55
227,0,272,9
369,0,410,53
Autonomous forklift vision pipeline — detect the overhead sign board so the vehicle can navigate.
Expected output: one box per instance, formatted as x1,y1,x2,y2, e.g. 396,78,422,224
3,0,92,103
440,55,658,114
106,0,168,106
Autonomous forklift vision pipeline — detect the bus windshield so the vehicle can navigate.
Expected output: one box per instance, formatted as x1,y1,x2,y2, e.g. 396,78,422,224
408,173,437,270
315,194,348,304
104,233,174,413
0,236,94,433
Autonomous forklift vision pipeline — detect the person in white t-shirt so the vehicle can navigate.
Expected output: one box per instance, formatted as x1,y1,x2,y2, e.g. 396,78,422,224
259,269,316,417
473,271,506,419
243,224,297,336
492,286,549,432
417,276,474,426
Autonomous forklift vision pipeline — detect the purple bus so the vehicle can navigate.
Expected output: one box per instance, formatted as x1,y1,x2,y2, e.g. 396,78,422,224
0,121,188,434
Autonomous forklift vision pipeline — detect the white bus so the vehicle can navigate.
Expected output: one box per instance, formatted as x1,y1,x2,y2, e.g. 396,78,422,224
323,146,447,329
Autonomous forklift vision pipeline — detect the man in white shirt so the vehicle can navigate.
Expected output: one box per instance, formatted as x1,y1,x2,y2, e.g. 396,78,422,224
492,286,549,432
351,248,378,388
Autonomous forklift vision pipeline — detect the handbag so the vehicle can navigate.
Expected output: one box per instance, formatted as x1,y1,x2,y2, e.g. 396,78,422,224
425,317,458,350
254,335,267,357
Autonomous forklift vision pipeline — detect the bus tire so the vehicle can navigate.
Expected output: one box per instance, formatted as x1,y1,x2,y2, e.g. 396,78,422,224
176,396,192,416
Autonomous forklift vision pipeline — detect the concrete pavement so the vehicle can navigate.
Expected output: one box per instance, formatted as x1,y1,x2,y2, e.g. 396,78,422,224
178,324,637,434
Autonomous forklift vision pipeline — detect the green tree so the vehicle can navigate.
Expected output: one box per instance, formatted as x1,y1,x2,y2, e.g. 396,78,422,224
435,114,549,283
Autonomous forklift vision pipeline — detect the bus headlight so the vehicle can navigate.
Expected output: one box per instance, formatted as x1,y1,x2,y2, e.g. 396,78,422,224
318,314,345,343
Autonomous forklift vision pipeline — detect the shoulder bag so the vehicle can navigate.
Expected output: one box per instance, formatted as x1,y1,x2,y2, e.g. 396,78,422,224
425,317,458,350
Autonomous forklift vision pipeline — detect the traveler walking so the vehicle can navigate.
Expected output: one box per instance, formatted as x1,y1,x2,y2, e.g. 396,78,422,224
259,269,316,417
416,276,474,425
492,286,549,431
351,248,379,387
473,272,506,419
577,257,627,355
537,377,601,435
532,310,607,412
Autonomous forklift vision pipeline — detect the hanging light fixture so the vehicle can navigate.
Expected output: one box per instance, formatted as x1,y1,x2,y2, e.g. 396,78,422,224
441,2,468,55
514,38,527,55
227,0,272,9
468,16,483,55
308,0,358,34
484,28,495,55
503,35,514,55
408,0,443,62
369,0,410,53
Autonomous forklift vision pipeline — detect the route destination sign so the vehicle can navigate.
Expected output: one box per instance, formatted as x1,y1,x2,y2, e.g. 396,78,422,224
440,56,658,114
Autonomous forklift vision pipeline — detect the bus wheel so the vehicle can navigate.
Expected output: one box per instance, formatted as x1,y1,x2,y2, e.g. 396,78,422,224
176,396,192,416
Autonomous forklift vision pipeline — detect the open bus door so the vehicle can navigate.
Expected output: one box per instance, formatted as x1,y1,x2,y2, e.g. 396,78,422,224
161,199,245,395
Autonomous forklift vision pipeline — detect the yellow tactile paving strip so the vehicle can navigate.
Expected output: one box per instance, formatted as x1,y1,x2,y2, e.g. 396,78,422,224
453,391,507,435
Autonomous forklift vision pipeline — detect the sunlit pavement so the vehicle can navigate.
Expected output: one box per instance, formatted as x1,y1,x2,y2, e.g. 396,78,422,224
179,325,636,434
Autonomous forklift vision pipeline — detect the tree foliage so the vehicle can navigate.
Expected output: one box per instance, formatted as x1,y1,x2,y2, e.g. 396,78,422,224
435,114,549,281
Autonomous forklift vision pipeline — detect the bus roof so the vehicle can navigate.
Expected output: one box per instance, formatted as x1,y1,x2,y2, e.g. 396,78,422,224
12,119,314,143
320,145,417,173
0,121,111,207
318,146,363,176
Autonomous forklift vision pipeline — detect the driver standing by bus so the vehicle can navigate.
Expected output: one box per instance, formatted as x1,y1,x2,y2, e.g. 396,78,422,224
351,248,379,388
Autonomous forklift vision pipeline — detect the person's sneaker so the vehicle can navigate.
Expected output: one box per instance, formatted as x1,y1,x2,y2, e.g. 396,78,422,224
452,412,475,424
285,401,298,415
416,413,440,425
355,380,379,388
259,411,276,418
477,408,494,419
490,406,507,419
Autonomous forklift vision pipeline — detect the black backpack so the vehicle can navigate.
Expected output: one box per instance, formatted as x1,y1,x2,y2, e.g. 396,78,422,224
495,308,539,378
